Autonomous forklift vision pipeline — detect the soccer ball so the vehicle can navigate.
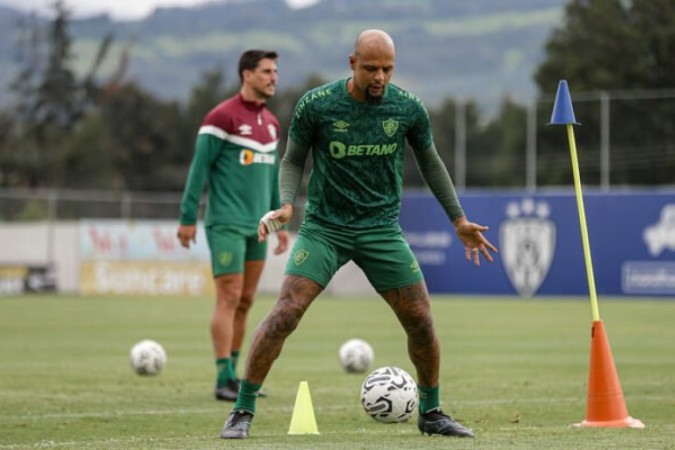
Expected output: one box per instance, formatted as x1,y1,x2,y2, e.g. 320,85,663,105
339,338,374,373
361,366,418,423
129,340,167,376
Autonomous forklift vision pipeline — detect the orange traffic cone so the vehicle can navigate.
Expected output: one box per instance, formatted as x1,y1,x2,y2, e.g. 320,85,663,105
574,320,644,428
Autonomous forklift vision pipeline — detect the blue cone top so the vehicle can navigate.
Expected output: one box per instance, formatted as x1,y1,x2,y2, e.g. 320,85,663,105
548,80,580,125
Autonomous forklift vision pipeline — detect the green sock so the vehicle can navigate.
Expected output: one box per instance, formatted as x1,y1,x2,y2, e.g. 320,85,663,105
231,350,240,375
418,385,440,414
233,379,261,414
216,358,236,388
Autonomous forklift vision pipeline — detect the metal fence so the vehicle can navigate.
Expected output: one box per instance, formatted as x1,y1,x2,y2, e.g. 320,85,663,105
452,88,675,191
1,89,673,223
0,188,309,230
0,188,184,221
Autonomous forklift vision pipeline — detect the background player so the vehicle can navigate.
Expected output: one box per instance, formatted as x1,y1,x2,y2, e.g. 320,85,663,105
177,49,289,401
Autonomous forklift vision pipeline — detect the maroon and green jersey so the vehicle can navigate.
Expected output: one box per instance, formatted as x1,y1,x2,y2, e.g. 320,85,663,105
289,79,434,229
180,93,281,228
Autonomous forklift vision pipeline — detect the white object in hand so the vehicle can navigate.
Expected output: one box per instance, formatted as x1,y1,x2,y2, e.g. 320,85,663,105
260,211,283,232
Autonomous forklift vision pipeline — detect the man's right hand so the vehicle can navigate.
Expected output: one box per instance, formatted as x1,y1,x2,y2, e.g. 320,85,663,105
258,203,293,242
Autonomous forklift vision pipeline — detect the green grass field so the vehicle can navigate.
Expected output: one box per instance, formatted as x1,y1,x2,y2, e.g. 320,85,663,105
1,294,673,449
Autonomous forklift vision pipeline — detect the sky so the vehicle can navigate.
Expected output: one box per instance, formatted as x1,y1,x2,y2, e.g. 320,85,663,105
0,0,320,20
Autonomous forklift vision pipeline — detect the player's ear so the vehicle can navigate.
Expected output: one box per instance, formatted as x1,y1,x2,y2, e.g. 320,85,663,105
242,68,254,84
348,54,356,71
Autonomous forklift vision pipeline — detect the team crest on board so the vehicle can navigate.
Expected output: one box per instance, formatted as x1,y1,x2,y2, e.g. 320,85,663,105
382,119,399,137
294,249,309,266
644,204,675,256
500,198,555,298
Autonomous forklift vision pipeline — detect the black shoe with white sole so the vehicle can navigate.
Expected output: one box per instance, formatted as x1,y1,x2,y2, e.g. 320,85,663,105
214,378,239,402
418,409,474,438
220,410,253,439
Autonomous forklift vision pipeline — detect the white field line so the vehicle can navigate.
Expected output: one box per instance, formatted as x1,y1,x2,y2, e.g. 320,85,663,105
0,429,418,450
3,394,671,422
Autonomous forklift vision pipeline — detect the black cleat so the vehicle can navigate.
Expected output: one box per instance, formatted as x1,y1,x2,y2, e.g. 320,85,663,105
418,409,474,438
220,410,253,439
214,378,239,402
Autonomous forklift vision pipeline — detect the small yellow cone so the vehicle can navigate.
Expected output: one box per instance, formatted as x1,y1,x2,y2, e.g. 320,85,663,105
288,380,319,435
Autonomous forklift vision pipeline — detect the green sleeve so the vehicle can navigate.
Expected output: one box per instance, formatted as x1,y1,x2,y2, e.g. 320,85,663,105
179,134,218,224
271,155,281,210
412,143,465,221
279,137,310,205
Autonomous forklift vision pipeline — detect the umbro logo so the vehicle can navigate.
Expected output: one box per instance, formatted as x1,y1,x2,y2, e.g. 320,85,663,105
239,124,253,135
332,120,349,132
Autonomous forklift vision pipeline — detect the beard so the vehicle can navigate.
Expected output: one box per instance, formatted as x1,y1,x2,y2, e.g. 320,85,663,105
364,86,384,105
254,85,275,100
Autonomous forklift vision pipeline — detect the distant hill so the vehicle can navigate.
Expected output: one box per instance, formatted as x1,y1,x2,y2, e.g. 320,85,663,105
0,0,567,112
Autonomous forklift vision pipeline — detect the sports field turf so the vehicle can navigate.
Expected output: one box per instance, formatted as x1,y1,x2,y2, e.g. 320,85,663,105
1,294,673,449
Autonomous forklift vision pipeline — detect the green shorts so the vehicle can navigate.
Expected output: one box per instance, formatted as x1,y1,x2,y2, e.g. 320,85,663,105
206,225,267,276
285,221,423,292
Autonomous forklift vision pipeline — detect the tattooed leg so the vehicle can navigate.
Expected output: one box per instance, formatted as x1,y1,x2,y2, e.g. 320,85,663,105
379,281,439,387
243,275,323,384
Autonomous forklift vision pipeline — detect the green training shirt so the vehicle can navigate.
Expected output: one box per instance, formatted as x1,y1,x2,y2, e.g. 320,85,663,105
180,93,281,228
286,78,462,229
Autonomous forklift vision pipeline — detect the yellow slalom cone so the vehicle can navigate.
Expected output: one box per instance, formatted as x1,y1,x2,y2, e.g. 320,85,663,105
288,381,319,435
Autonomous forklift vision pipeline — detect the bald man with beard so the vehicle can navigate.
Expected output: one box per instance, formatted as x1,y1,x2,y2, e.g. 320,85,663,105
220,29,497,440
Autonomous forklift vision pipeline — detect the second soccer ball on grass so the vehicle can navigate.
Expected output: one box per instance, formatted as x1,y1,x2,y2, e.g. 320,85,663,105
129,339,167,376
338,338,374,373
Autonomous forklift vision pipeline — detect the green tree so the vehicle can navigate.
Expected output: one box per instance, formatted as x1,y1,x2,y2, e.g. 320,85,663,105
164,67,232,191
534,0,675,186
2,0,113,188
100,82,183,191
53,113,118,189
476,98,528,187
